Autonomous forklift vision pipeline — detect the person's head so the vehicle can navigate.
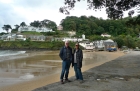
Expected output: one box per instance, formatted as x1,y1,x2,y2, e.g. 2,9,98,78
65,41,69,48
75,42,79,49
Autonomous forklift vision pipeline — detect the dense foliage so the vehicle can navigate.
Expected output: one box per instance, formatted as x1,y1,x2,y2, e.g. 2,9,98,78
61,15,140,36
61,15,140,48
30,19,57,31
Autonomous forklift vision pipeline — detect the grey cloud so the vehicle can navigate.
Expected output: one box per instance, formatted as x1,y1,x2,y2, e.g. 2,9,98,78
0,0,65,32
0,2,28,32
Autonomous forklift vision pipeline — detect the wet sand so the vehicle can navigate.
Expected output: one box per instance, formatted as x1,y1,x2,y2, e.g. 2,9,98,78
0,51,124,91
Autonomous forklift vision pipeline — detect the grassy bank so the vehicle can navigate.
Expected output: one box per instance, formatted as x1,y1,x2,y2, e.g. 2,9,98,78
0,41,78,50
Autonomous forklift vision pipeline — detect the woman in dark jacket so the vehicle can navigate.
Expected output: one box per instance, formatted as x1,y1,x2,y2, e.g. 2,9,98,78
72,42,83,83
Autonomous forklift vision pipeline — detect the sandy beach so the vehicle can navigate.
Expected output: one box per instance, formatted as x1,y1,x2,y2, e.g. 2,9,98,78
0,50,125,91
32,51,140,91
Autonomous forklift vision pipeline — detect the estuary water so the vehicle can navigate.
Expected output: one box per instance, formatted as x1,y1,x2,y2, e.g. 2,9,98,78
0,50,26,62
0,50,62,88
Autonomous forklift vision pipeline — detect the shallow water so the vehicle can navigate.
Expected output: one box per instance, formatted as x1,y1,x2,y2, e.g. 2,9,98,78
0,50,110,88
0,51,61,76
0,51,63,87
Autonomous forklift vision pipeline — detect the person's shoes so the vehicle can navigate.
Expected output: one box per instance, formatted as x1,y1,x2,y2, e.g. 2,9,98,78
65,79,71,82
75,79,79,81
79,80,84,83
61,80,64,84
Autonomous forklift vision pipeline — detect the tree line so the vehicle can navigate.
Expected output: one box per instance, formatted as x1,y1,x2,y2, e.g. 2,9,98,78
61,15,140,37
61,15,140,48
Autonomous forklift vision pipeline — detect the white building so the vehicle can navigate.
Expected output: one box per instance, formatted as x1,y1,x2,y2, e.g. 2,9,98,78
101,33,111,37
79,42,94,50
16,35,26,41
62,34,86,42
0,34,13,41
82,34,85,40
57,25,63,30
18,26,53,33
62,37,83,42
27,35,46,41
0,34,24,41
67,31,76,36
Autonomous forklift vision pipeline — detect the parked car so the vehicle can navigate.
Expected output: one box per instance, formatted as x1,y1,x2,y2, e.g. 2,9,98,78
134,47,140,51
120,46,129,51
107,46,117,52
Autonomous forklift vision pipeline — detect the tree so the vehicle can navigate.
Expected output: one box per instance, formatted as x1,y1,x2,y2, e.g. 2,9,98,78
0,32,7,35
95,26,105,35
135,39,140,48
61,16,78,31
14,25,20,29
113,36,124,48
41,19,57,31
29,19,57,31
30,20,41,28
124,35,135,48
2,25,12,33
11,24,20,33
20,22,27,27
60,0,140,20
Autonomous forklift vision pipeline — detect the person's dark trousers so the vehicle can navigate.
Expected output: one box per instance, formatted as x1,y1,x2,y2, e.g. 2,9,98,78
74,63,83,80
60,61,71,80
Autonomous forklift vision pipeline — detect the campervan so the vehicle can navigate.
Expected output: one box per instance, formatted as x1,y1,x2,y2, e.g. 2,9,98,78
93,40,105,51
104,39,117,52
85,42,95,50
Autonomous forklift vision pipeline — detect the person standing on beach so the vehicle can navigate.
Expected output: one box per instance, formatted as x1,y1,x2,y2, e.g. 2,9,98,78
59,41,73,84
72,42,84,83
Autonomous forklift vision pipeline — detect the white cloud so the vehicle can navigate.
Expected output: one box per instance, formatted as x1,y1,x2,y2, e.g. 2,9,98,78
0,0,13,3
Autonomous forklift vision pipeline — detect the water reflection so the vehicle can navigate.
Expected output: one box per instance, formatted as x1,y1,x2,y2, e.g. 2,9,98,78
0,51,106,78
0,51,62,77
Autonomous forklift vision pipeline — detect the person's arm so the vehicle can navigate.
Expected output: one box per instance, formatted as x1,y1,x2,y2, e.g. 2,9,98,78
59,47,63,60
80,49,83,68
80,50,83,62
80,49,83,61
72,50,74,67
69,47,73,62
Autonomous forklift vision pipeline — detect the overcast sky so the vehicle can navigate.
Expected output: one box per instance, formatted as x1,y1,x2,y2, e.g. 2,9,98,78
0,0,139,33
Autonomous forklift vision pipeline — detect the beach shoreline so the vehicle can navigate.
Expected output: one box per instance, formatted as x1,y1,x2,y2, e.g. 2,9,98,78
0,50,125,91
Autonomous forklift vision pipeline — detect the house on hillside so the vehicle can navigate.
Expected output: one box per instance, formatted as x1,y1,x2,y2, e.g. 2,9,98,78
0,33,47,41
16,35,26,41
18,26,53,33
0,34,16,41
57,25,63,30
25,35,46,41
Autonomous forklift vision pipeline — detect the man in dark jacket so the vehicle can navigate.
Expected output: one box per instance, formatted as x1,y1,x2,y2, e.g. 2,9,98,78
72,42,84,83
59,41,72,84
